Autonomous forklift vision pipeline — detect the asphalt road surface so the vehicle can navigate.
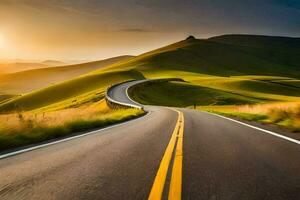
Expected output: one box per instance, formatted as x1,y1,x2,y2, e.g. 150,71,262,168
0,80,299,200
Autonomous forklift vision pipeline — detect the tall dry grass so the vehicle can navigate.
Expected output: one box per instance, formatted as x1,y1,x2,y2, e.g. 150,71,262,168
201,102,300,132
223,102,300,132
235,102,300,115
0,100,144,151
0,100,110,132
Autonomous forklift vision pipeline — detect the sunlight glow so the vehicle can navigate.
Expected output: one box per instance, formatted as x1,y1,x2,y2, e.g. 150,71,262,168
0,34,4,48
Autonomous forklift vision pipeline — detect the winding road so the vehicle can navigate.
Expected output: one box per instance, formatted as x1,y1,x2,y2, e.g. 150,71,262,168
0,80,299,200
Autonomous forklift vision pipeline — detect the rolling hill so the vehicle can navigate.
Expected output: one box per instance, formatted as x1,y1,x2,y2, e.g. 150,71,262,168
0,34,299,113
105,34,300,78
0,60,68,74
0,62,50,74
0,55,134,95
41,60,67,66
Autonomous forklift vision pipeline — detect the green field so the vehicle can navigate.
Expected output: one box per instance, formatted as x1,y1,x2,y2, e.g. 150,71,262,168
271,80,300,88
129,81,263,107
0,69,144,113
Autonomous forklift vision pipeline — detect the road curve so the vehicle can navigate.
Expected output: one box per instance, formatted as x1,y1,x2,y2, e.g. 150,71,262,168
0,80,300,200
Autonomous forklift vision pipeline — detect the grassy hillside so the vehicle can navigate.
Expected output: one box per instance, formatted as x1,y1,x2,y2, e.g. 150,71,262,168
193,76,300,101
0,69,144,113
129,81,262,107
130,77,300,106
0,34,299,114
0,94,17,104
271,79,300,88
208,34,300,52
103,35,300,78
0,55,133,94
208,34,300,71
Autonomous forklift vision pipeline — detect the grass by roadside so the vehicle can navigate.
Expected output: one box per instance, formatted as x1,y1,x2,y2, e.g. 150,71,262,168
200,102,300,132
129,79,300,133
0,100,144,152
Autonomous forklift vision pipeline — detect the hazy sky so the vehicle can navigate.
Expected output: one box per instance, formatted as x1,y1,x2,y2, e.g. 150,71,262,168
0,0,299,60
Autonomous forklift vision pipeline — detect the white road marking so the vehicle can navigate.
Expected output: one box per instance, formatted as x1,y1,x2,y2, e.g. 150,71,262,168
125,82,144,106
0,112,151,160
126,80,300,146
208,112,300,145
106,80,143,109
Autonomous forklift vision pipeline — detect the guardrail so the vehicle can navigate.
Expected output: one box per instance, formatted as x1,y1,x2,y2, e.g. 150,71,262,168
105,78,184,110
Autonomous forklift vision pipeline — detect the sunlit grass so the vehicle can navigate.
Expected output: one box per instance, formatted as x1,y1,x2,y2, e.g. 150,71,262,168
129,74,300,132
200,102,300,132
0,100,144,151
129,81,263,107
192,76,300,101
0,69,145,113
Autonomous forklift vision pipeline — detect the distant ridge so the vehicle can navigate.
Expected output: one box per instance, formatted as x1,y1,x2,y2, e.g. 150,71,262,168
0,62,49,74
0,55,134,94
122,34,300,78
42,60,66,66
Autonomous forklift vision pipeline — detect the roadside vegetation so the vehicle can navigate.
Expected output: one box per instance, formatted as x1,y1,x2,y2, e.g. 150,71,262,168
0,34,299,151
129,78,300,132
202,102,300,132
0,100,144,151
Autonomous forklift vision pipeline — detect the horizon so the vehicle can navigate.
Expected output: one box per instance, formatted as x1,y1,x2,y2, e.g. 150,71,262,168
2,33,300,63
1,0,300,61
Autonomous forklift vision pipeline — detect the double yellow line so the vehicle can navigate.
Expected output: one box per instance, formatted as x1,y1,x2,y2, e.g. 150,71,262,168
148,109,184,200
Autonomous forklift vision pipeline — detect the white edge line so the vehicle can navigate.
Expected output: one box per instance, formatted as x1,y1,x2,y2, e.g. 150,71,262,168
0,111,151,160
106,81,143,109
106,93,142,109
206,112,300,145
125,81,145,106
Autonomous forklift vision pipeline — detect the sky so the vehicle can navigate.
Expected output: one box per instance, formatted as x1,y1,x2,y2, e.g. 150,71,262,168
0,0,299,61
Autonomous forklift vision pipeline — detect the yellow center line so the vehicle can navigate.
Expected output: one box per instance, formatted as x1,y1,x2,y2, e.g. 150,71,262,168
168,112,184,200
148,109,184,200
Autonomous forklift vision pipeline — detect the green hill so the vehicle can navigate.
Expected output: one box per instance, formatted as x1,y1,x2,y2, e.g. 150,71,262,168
0,69,144,112
129,81,262,107
208,34,300,52
130,35,300,78
1,34,300,113
0,55,134,94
